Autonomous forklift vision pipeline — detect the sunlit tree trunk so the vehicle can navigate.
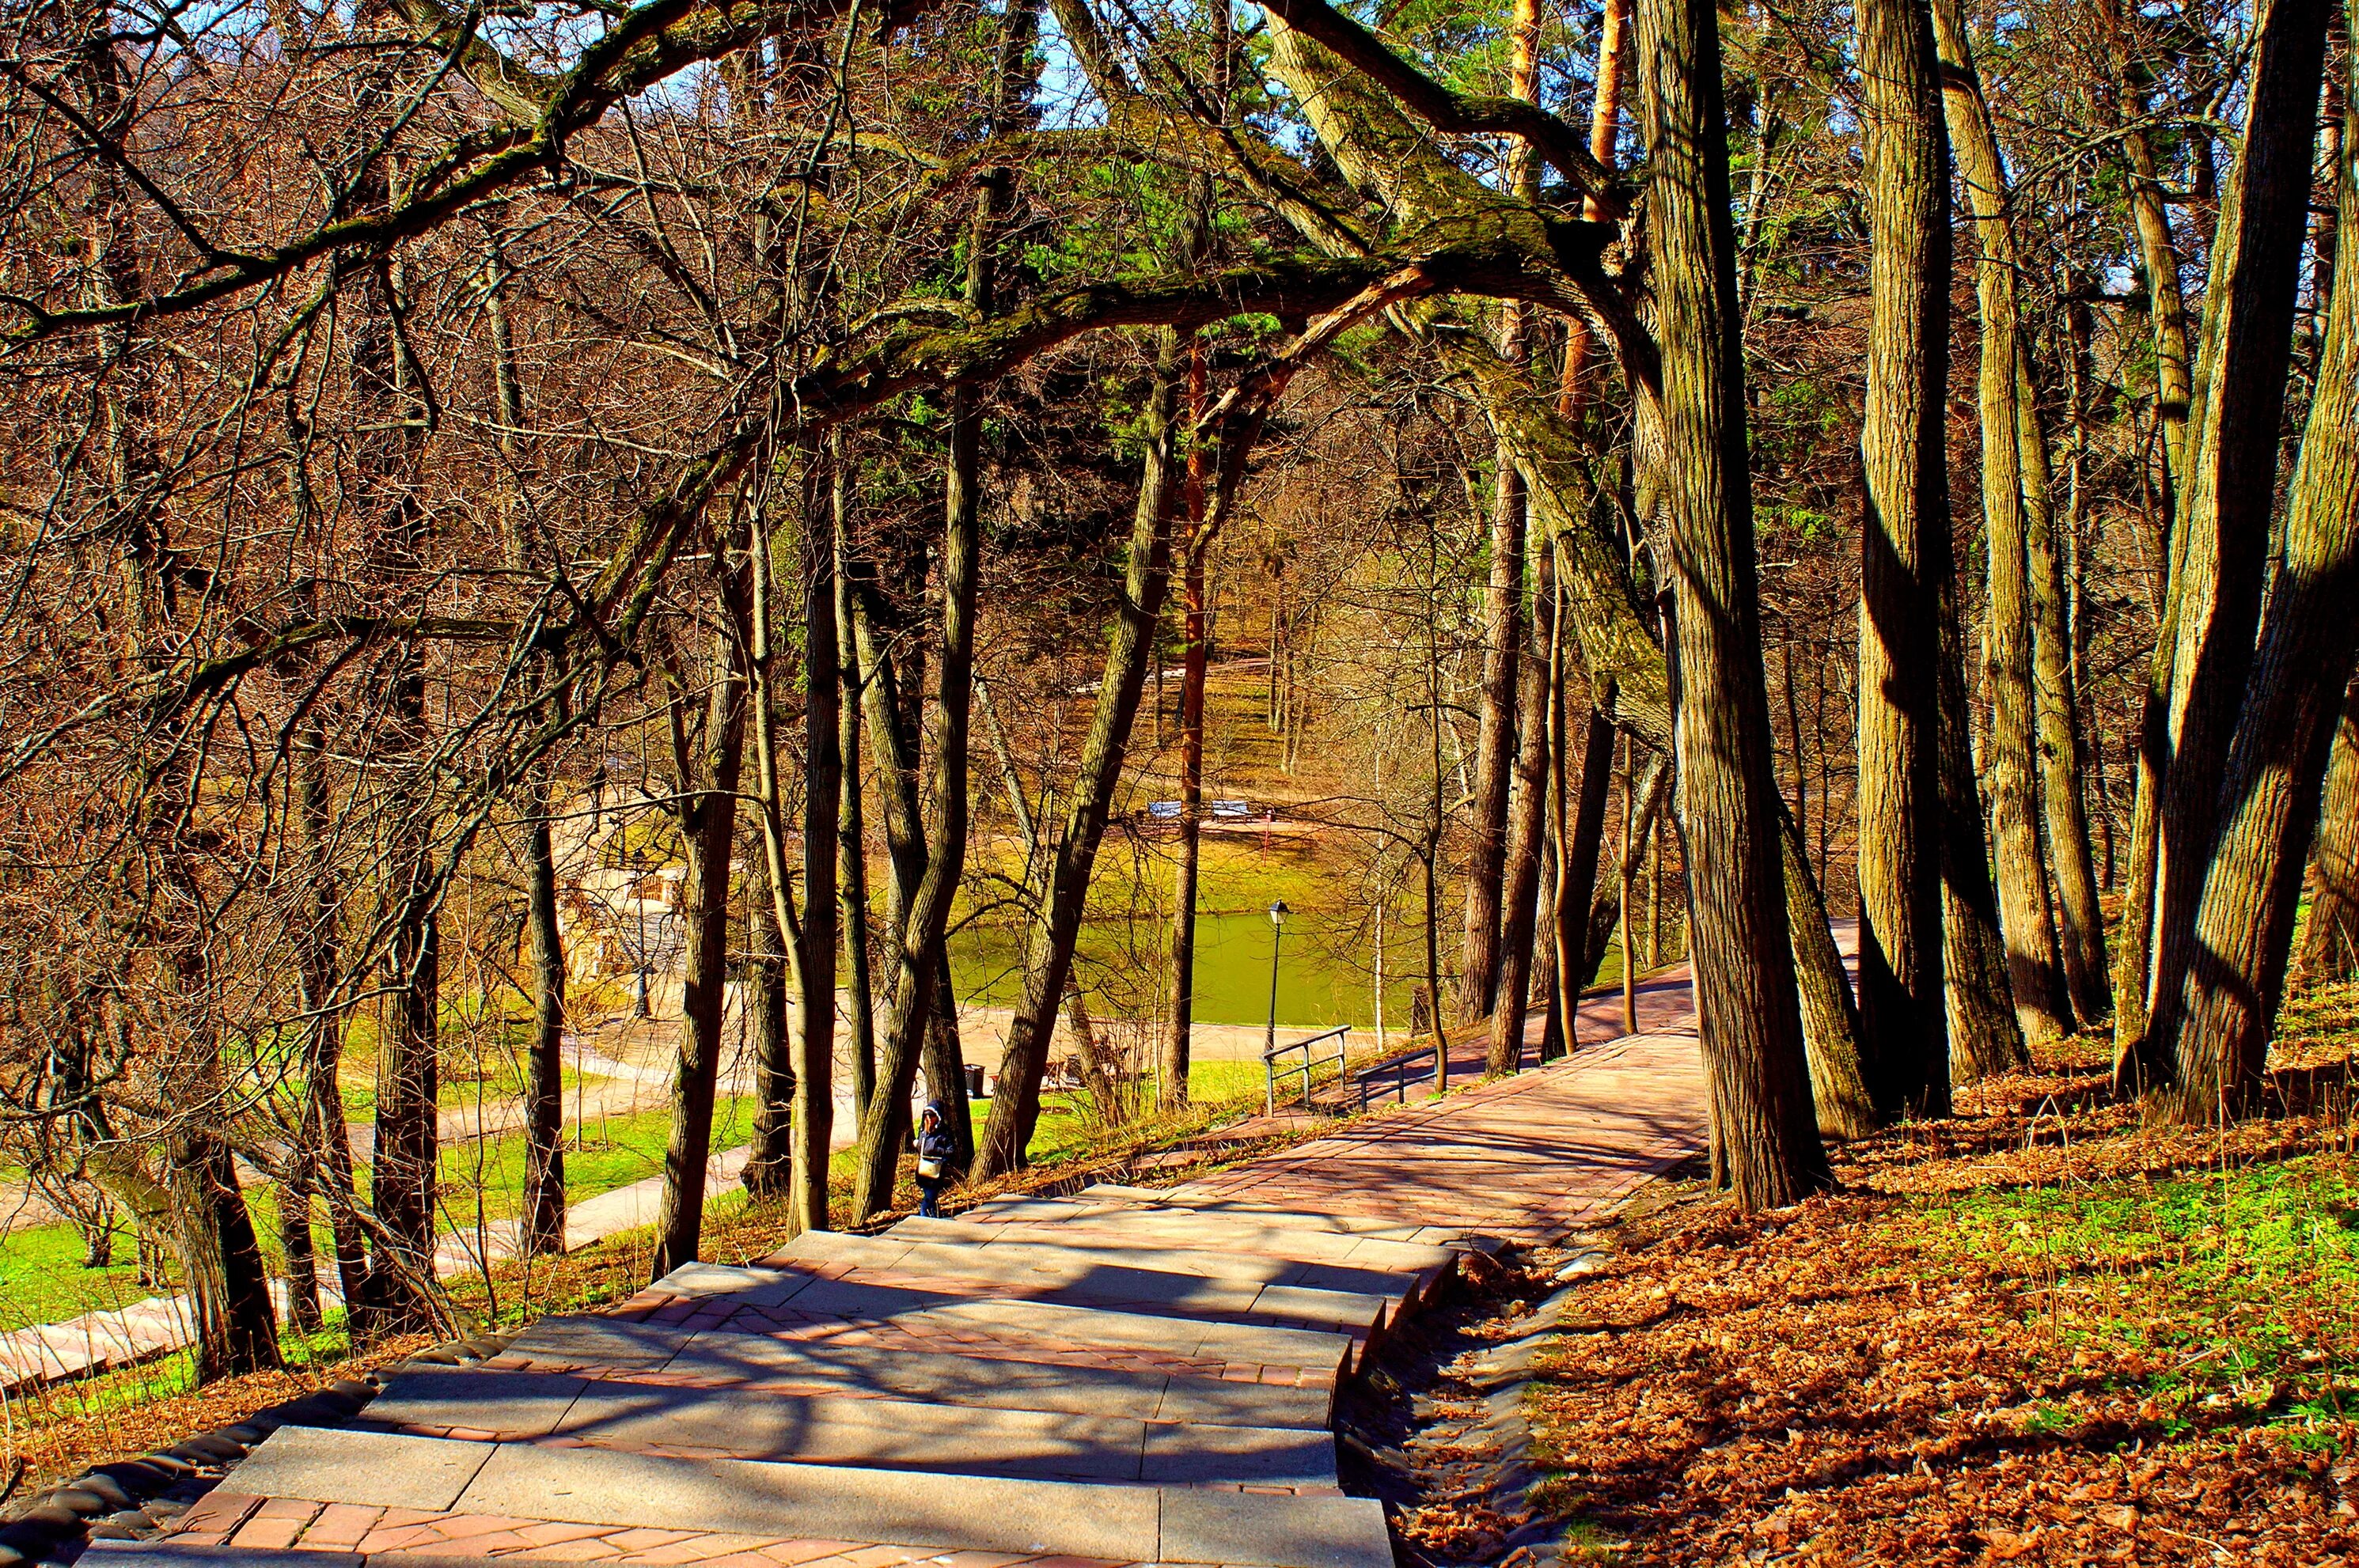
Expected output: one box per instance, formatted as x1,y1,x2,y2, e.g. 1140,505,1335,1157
1854,0,1953,1115
1638,0,1830,1206
2137,0,2334,1096
649,564,751,1278
2299,679,2359,981
2153,59,2357,1119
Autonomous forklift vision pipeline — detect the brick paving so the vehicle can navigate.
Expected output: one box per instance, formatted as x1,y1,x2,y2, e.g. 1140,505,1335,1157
133,953,1758,1568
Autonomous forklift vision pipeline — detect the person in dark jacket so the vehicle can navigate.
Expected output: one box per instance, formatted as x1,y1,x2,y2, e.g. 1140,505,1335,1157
914,1102,957,1218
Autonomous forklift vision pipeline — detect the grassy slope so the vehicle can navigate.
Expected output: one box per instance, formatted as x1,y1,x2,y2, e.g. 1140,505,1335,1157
1507,979,2359,1566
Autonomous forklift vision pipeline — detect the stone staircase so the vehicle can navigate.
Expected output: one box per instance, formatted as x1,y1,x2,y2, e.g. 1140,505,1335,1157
92,1186,1477,1568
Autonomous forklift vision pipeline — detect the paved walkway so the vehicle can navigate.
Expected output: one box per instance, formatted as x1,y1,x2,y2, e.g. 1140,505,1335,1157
86,947,1736,1568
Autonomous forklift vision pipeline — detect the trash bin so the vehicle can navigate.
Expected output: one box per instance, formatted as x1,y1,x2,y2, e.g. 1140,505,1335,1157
966,1063,987,1099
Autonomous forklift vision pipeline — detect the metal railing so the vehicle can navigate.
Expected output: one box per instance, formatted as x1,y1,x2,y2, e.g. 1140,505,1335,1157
1355,1042,1441,1109
1262,1025,1351,1115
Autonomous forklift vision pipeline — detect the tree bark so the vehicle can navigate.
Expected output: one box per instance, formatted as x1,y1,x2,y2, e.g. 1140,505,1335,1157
1458,438,1527,1019
1928,0,2071,1050
2138,0,2334,1096
791,464,844,1231
1489,533,1555,1072
1164,335,1217,1111
1938,551,2031,1078
1637,0,1830,1206
520,766,568,1256
836,471,878,1124
648,574,751,1280
2020,343,2113,1026
2299,678,2359,981
741,840,795,1203
2152,63,2357,1119
1855,0,1954,1116
167,1131,280,1383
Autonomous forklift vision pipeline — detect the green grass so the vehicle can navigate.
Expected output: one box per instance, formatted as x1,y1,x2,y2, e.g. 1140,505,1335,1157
0,1220,155,1333
433,1096,763,1230
1911,1153,2359,1445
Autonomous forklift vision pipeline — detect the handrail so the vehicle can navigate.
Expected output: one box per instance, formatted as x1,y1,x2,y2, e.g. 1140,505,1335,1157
1262,1025,1351,1115
1355,1041,1442,1110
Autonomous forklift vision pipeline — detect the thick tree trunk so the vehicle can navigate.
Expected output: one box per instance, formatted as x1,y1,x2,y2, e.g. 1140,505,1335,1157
169,1130,280,1383
1637,0,1830,1206
1854,0,1953,1117
1938,559,2031,1078
2140,0,2333,1097
1781,804,1879,1134
520,766,567,1256
2299,678,2359,980
977,340,1183,1176
2153,73,2357,1119
649,596,750,1280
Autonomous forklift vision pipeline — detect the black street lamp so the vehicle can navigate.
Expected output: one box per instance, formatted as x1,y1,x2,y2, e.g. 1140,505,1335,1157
1264,900,1291,1066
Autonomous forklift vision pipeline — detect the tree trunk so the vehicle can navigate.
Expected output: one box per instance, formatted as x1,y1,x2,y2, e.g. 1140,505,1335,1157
1937,556,2031,1078
1781,803,1879,1134
1458,449,1527,1019
169,1130,280,1383
1165,335,1212,1111
1930,0,2073,1049
1554,700,1618,1030
1637,0,1830,1206
1490,490,1556,1070
649,574,751,1280
1855,0,1953,1117
741,843,795,1203
2020,343,2112,1026
977,338,1184,1176
2153,69,2357,1119
366,811,441,1334
836,489,878,1124
275,1169,320,1335
923,945,973,1168
2299,677,2359,980
2140,0,2333,1096
520,766,567,1256
791,463,844,1232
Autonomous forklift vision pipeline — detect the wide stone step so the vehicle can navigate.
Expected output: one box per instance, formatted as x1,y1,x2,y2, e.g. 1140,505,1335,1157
759,1231,1394,1339
880,1216,1439,1303
191,1426,1393,1568
358,1364,1337,1488
492,1309,1337,1427
897,1209,1460,1278
1068,1184,1473,1243
544,1271,1362,1380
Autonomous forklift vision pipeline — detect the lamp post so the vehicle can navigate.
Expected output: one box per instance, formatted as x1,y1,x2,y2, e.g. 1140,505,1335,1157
630,846,651,1020
1265,900,1290,1068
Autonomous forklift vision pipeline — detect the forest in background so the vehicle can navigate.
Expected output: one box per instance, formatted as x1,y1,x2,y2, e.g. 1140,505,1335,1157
0,0,2354,1406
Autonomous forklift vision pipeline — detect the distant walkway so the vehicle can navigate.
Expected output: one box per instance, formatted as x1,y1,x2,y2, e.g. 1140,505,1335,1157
0,1143,758,1395
1185,960,1708,1244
